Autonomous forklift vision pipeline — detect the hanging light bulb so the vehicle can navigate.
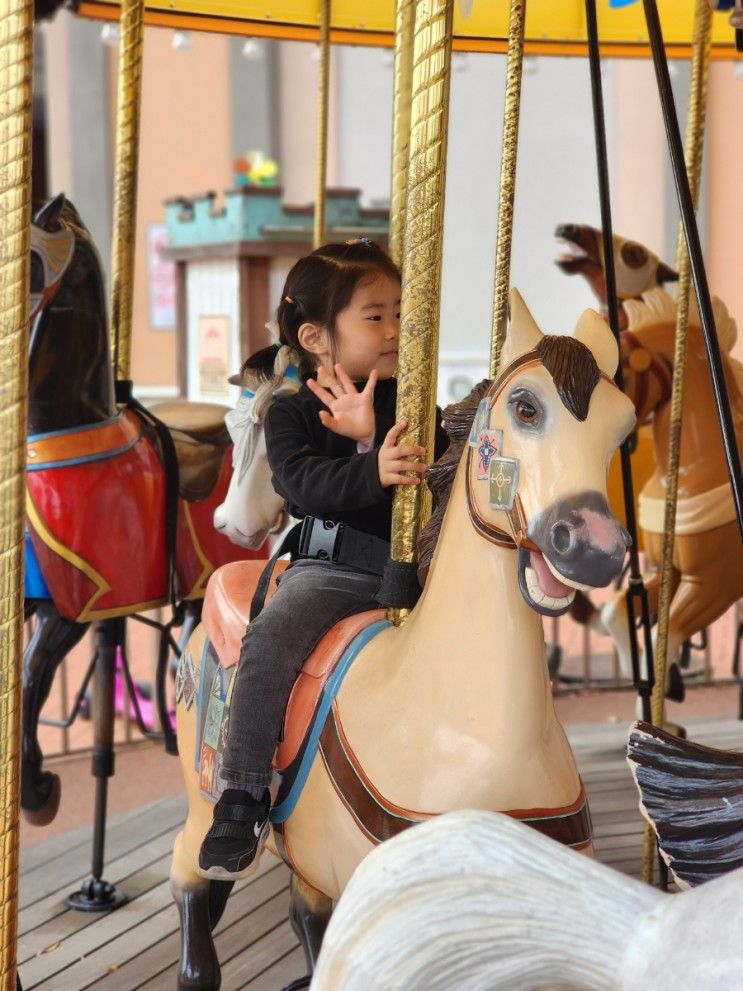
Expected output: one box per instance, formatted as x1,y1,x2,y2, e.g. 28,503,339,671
241,38,265,62
380,48,395,69
733,59,743,78
100,23,120,47
452,52,469,73
172,30,192,52
523,56,539,75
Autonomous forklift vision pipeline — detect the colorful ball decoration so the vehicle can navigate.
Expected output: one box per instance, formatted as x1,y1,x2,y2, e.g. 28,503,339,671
233,150,279,187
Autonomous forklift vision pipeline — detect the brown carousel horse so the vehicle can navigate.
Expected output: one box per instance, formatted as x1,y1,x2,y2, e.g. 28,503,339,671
598,288,743,677
556,224,743,691
169,289,635,990
23,195,270,833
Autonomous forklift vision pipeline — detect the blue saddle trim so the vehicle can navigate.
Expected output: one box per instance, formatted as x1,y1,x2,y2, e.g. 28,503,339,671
270,618,390,824
24,531,51,599
27,411,122,443
26,435,141,472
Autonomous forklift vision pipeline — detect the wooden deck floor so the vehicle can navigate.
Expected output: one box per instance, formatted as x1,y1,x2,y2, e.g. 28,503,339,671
18,716,743,990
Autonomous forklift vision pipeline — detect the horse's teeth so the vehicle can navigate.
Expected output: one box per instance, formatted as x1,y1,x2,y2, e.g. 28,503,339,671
525,566,575,611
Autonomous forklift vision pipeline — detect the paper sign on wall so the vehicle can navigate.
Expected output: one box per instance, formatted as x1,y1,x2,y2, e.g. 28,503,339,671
198,314,231,397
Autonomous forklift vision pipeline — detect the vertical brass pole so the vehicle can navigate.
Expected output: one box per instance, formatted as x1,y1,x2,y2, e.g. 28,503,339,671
642,0,712,886
489,0,526,378
313,0,331,249
110,0,145,382
388,0,454,625
389,0,415,267
0,3,33,987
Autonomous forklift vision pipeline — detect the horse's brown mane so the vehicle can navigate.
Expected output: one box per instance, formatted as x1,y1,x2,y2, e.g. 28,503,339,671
535,335,599,423
418,335,602,582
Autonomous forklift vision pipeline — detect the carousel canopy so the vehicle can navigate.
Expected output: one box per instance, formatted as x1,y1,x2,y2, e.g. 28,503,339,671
77,0,739,56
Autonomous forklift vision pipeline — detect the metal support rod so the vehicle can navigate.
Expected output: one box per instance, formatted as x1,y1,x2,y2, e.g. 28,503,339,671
389,0,415,266
584,0,655,722
490,0,526,378
643,0,743,537
313,0,331,248
387,0,454,625
110,0,145,381
66,619,127,912
0,4,33,985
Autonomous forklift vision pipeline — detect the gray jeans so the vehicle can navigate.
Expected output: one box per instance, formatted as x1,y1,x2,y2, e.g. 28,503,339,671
221,559,382,789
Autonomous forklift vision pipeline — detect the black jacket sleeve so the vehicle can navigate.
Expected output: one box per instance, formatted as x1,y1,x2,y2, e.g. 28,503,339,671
265,399,389,516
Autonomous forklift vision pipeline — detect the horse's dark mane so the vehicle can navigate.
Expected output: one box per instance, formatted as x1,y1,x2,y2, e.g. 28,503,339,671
535,336,600,423
417,336,602,582
418,379,491,584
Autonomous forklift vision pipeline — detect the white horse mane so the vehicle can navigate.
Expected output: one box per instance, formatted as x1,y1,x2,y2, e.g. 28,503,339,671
624,286,738,354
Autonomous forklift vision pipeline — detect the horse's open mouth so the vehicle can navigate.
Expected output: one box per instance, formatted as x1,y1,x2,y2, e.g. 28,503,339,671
518,547,575,617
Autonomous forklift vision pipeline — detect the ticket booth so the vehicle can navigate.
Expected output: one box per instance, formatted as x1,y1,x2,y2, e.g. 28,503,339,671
162,186,388,403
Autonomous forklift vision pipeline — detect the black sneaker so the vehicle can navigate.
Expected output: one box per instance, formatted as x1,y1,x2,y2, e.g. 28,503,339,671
198,788,271,879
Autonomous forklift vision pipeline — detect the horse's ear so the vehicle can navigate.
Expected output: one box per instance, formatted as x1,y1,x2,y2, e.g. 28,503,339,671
33,193,67,231
500,288,543,368
573,308,618,378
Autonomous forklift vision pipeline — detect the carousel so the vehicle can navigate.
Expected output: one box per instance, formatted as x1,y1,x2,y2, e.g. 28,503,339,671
2,1,743,989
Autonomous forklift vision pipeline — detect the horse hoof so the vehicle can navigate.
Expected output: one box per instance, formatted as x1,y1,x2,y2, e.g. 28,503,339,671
21,772,61,826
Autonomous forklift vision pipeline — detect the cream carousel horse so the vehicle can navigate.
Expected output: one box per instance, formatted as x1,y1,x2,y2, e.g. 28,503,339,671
170,289,635,990
312,810,743,990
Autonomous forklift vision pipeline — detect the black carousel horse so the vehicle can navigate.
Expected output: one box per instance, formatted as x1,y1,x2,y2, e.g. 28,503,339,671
24,194,259,908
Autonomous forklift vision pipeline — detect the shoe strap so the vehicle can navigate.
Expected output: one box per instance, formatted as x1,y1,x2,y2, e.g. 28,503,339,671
209,819,262,841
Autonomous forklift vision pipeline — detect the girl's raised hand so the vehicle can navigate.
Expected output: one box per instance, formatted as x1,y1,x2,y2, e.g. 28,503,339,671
377,420,427,488
308,364,378,444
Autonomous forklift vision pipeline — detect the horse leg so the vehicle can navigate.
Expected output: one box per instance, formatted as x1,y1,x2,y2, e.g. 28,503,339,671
22,602,88,824
287,873,334,989
171,831,222,991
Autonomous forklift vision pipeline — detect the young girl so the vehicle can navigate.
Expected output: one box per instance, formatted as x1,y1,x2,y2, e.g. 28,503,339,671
199,239,448,878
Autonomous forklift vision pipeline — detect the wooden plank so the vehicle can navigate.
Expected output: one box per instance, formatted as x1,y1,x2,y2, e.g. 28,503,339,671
19,827,179,944
218,920,299,990
93,862,289,991
242,945,306,990
20,795,187,909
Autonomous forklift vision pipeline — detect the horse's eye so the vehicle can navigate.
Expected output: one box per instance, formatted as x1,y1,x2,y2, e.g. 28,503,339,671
516,400,538,423
621,242,646,269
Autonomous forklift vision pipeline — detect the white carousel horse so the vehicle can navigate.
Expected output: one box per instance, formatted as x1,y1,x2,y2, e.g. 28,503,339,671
312,809,743,991
170,289,636,990
212,342,299,549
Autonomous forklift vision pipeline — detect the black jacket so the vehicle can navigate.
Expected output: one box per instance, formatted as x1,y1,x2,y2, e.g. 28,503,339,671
265,377,449,541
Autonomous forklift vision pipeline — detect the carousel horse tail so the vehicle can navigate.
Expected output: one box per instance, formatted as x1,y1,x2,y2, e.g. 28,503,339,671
311,810,660,991
627,720,743,889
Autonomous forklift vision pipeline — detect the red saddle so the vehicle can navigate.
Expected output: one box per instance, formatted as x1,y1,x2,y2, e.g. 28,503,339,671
202,560,384,771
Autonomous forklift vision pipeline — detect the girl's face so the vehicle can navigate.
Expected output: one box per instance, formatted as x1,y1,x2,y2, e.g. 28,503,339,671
327,273,401,381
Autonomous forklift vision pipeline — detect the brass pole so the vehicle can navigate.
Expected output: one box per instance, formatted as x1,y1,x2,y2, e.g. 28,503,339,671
490,0,526,378
388,0,454,625
110,0,145,382
313,0,331,248
389,0,415,267
642,0,712,886
0,3,33,987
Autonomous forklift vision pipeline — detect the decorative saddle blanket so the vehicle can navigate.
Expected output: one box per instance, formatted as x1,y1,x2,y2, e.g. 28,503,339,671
193,558,388,815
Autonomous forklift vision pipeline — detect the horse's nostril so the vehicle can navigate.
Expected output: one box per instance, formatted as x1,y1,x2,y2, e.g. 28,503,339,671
550,522,572,554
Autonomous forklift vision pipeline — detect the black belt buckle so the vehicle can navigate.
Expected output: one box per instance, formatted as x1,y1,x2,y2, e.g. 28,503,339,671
299,516,344,562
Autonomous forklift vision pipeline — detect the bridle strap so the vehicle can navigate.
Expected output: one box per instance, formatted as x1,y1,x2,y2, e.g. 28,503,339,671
466,345,617,552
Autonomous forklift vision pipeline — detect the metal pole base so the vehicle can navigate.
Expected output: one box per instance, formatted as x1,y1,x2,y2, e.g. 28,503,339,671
66,877,128,912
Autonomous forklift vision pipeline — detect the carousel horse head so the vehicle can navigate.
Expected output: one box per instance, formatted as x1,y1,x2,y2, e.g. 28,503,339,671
463,290,635,616
213,347,300,549
29,193,115,433
555,223,678,309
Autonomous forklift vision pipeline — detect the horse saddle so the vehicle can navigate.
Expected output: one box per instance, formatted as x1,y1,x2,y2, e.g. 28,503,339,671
200,559,385,776
149,400,231,502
